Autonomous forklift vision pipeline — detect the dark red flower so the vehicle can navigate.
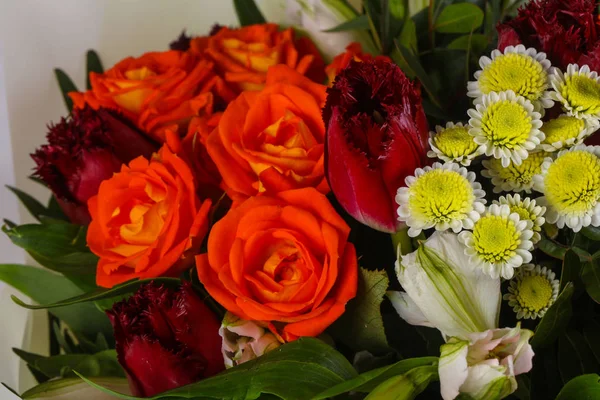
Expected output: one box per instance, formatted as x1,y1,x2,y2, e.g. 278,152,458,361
107,282,224,397
497,0,600,71
170,30,191,51
31,106,157,224
323,59,429,233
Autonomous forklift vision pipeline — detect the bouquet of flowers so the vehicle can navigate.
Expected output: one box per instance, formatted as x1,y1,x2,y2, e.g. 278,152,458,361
2,0,600,399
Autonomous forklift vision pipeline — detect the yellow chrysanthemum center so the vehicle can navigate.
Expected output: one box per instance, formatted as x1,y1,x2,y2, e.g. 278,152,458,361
542,115,585,145
544,150,600,214
561,74,600,115
472,215,520,263
408,170,474,223
515,275,553,312
489,152,548,184
481,101,532,148
510,205,540,233
479,53,548,101
432,126,479,158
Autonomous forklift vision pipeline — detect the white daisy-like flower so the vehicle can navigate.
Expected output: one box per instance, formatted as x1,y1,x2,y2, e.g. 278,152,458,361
427,122,481,166
481,152,551,194
468,90,544,168
458,204,534,280
503,264,559,320
533,144,600,232
493,194,546,244
550,64,600,120
467,45,554,112
396,162,486,238
539,114,599,152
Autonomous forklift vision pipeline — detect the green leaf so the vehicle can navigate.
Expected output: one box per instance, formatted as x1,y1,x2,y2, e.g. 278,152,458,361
13,348,45,366
329,268,390,355
514,375,531,400
558,330,599,384
582,226,600,241
434,3,484,33
584,320,600,364
3,223,97,287
6,187,48,222
323,15,369,32
561,250,582,291
538,238,568,260
364,365,438,400
389,0,405,20
54,69,78,112
395,44,441,109
531,283,574,349
447,33,489,55
555,374,600,400
0,264,112,338
86,50,104,90
313,357,438,399
30,350,123,379
75,337,357,400
12,277,180,310
581,259,600,303
233,0,265,26
21,377,130,400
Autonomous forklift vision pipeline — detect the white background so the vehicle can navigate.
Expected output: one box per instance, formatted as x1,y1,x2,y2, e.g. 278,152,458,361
0,1,249,396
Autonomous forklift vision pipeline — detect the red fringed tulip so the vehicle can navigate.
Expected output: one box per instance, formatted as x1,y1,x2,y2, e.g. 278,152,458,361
323,59,429,233
31,106,157,224
107,282,224,397
497,0,600,71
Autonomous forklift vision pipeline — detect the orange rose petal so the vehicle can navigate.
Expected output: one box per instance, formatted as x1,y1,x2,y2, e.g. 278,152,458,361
196,254,249,318
283,301,346,338
279,205,326,254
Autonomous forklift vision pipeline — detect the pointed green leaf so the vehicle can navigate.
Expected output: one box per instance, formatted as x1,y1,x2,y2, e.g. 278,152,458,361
447,34,489,55
323,15,369,32
75,337,357,400
395,44,441,109
538,238,568,260
582,226,600,241
558,330,599,384
313,357,438,399
21,377,130,400
584,320,600,364
434,3,484,33
364,365,438,400
581,259,600,303
54,69,78,112
233,0,265,26
531,283,574,349
6,186,48,222
11,277,180,310
28,350,123,379
555,374,600,400
329,268,391,355
86,50,104,90
0,264,111,338
561,250,581,291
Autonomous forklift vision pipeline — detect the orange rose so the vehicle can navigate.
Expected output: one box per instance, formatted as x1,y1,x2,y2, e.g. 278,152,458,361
70,50,236,142
190,23,326,92
206,64,328,201
87,144,211,288
196,188,358,341
325,42,390,85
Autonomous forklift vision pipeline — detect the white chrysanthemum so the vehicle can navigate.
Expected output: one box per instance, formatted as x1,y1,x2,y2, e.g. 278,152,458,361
427,122,481,166
481,152,551,194
503,264,559,320
468,45,554,112
396,162,486,238
550,64,600,120
533,144,600,232
458,204,534,280
540,114,599,152
468,90,544,168
493,194,546,244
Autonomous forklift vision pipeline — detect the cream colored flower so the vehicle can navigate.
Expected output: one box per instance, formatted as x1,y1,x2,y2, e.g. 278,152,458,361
428,122,481,166
396,162,486,237
539,114,598,152
550,64,600,120
493,194,545,244
468,90,544,168
504,264,559,320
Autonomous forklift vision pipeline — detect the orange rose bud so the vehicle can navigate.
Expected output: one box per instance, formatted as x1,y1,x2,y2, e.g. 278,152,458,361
70,50,236,143
196,188,358,342
87,145,211,288
325,42,391,85
190,23,326,92
206,65,329,200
